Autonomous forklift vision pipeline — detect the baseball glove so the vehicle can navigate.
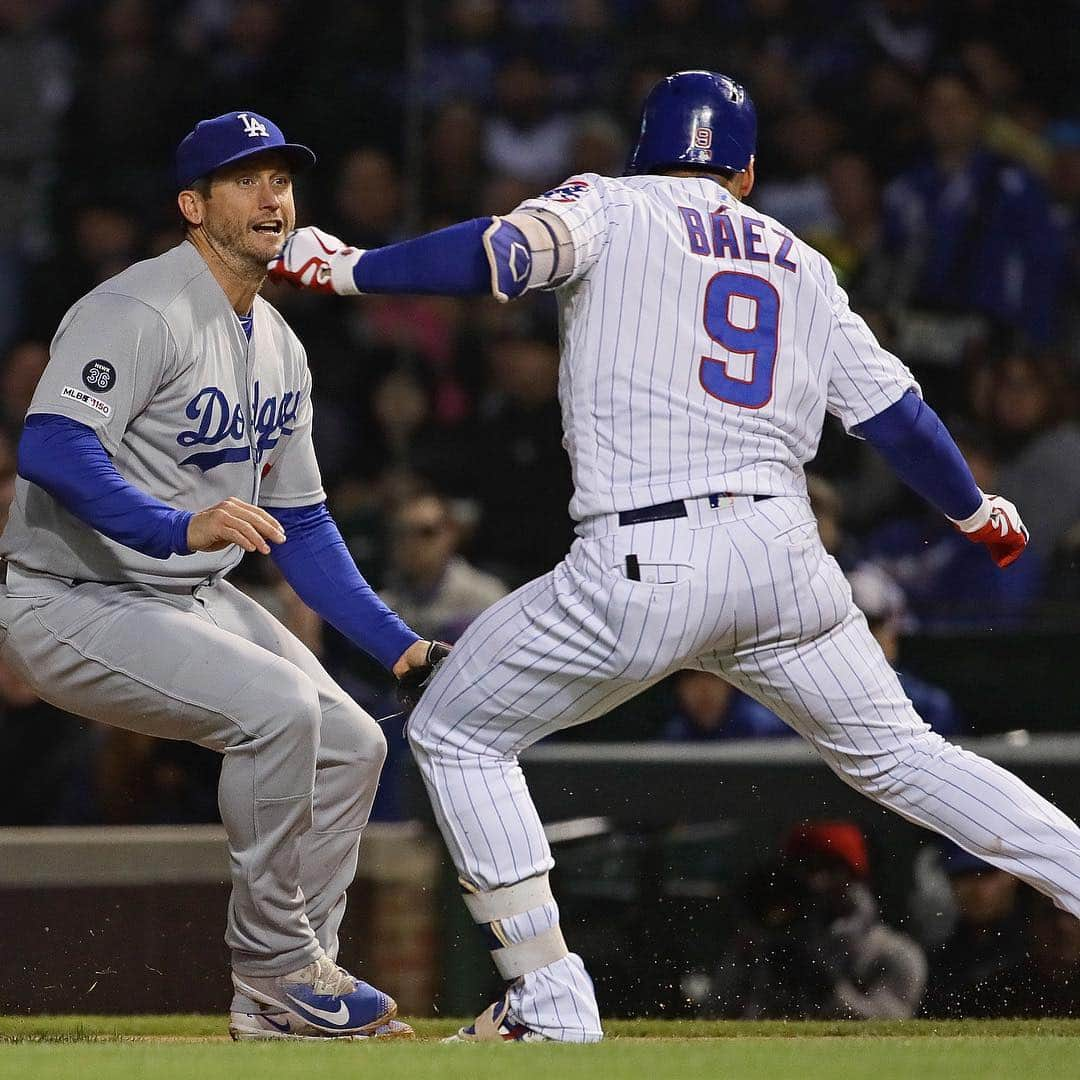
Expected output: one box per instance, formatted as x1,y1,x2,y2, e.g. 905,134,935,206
397,640,452,713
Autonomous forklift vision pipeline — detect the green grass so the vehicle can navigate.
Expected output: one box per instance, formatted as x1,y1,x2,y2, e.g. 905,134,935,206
1,1017,1079,1080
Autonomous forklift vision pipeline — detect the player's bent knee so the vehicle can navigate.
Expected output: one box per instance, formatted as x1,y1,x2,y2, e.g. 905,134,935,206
237,663,322,753
349,709,388,772
318,696,388,782
365,717,388,765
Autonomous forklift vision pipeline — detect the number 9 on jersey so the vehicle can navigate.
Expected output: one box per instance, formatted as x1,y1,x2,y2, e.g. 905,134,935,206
699,271,780,409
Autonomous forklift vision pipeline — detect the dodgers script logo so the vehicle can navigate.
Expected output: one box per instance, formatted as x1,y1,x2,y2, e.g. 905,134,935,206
177,381,301,472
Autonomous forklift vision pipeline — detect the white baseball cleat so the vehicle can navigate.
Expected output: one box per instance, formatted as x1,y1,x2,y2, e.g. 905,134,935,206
231,953,398,1036
444,993,550,1042
229,1008,414,1041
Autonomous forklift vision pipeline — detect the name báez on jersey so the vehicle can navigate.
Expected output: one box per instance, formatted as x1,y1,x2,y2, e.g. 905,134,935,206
677,205,798,272
177,379,302,472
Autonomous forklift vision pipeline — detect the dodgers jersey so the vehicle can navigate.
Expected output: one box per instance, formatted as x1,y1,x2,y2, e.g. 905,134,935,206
2,241,324,585
517,173,918,521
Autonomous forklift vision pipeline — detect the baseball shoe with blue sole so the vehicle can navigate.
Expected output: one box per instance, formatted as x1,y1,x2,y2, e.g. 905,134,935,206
229,1008,414,1041
444,993,549,1042
232,953,398,1036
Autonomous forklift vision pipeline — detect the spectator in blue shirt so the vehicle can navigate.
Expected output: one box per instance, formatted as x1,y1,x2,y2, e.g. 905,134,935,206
660,668,794,742
881,70,1064,348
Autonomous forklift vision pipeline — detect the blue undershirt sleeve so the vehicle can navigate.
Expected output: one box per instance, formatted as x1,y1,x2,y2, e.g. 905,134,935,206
17,414,192,559
268,502,420,671
853,390,983,521
352,217,495,295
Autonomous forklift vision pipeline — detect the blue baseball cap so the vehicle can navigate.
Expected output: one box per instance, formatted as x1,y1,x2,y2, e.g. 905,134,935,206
176,110,316,189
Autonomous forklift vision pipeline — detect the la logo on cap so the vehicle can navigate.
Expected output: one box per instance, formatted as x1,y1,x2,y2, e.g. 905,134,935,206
238,113,269,139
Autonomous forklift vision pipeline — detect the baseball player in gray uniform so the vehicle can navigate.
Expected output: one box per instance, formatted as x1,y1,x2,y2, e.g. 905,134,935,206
0,110,443,1040
271,72,1080,1042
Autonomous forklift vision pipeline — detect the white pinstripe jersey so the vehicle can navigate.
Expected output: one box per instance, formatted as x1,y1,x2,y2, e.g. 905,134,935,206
516,173,918,521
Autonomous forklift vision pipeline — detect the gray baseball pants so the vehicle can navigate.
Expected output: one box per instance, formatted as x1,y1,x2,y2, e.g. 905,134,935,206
0,564,386,986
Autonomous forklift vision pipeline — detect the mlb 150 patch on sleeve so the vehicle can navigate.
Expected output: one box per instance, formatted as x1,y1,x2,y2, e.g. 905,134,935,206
61,385,112,418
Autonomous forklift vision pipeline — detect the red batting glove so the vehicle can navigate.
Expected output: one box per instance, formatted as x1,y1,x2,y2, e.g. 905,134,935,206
949,493,1029,568
267,226,363,295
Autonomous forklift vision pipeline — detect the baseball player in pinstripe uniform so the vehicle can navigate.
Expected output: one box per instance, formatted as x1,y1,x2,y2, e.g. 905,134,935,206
0,110,448,1040
271,72,1080,1042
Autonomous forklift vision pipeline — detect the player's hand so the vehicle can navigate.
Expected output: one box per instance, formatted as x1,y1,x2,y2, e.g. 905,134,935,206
394,639,452,712
950,493,1029,568
267,226,363,295
187,497,286,555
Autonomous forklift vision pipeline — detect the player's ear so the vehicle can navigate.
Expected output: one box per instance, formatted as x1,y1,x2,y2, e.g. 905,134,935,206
739,157,756,199
178,189,204,228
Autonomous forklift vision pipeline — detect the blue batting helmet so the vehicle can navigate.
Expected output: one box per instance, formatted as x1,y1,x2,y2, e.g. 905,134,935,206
625,71,756,176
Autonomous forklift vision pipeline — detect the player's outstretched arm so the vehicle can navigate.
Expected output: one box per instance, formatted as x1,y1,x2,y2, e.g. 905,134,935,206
268,213,573,303
265,500,426,671
18,416,286,560
265,501,452,680
19,415,193,559
854,391,1029,568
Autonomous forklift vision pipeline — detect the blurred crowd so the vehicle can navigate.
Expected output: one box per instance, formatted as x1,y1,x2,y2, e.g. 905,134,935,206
682,822,1080,1020
1,0,1079,832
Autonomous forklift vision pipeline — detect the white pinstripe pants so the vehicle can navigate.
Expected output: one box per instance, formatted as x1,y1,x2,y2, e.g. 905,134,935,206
408,494,1080,1040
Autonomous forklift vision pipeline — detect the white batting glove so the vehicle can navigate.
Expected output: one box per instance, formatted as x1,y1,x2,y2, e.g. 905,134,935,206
949,493,1029,568
267,226,363,295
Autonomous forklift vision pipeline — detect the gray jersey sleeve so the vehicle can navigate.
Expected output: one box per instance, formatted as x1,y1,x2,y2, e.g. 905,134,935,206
28,291,176,453
257,361,325,508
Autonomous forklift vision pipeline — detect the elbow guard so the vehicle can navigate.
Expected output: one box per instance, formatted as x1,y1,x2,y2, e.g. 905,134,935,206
482,211,575,302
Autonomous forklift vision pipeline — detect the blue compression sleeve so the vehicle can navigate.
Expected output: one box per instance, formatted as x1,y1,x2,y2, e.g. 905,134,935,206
853,390,983,520
352,217,495,295
269,502,419,670
17,414,192,559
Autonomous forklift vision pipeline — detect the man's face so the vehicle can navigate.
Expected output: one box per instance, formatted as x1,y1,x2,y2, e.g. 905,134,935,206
191,153,296,269
391,496,457,580
993,357,1051,434
925,77,983,155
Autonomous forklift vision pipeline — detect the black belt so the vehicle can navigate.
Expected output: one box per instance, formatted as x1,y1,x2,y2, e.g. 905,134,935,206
618,493,773,527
